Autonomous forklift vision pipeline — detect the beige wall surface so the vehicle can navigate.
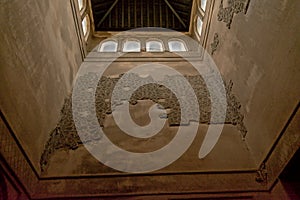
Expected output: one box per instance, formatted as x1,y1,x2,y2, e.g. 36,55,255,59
0,0,82,171
207,0,300,165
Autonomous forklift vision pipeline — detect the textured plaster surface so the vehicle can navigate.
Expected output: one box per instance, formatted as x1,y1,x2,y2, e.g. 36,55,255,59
207,0,300,165
0,0,82,171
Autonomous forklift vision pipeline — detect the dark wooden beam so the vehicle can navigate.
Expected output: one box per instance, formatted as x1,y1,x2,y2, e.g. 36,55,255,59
147,1,150,27
121,0,124,28
97,0,119,28
163,0,187,28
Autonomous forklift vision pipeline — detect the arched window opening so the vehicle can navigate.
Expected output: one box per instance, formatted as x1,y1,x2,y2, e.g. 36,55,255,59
123,40,141,52
82,15,90,39
99,41,118,52
146,40,164,52
197,16,203,36
78,0,84,11
200,0,207,11
168,40,187,52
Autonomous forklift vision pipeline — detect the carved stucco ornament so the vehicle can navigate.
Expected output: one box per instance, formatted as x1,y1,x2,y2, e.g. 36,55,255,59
40,74,248,171
211,33,220,55
217,0,251,29
255,162,268,185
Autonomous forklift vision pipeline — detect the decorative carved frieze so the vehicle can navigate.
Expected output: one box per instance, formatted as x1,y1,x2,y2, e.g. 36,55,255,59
217,0,251,29
211,33,220,55
225,80,248,139
255,162,268,185
40,73,248,171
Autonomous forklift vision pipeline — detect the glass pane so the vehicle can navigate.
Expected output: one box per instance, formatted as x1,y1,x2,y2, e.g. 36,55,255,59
197,16,203,36
123,41,141,52
82,16,88,36
201,0,207,11
146,41,164,52
168,41,187,52
78,0,84,11
99,41,118,52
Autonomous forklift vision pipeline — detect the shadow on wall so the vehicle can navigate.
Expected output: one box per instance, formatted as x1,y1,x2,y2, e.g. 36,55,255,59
280,148,300,199
0,166,8,200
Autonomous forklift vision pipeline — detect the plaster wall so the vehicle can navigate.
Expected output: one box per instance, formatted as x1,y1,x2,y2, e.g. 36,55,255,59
205,0,300,165
0,0,82,171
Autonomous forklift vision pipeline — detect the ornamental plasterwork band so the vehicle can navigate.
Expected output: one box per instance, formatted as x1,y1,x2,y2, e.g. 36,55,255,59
217,0,251,29
255,162,268,185
210,33,220,55
40,73,248,172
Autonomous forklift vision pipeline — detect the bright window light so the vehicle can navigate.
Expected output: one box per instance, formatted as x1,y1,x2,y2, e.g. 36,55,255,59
168,40,187,52
99,41,118,52
123,40,141,52
197,16,203,36
201,0,207,11
146,41,164,52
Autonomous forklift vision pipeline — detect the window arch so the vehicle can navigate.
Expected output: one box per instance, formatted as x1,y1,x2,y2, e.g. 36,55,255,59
146,40,164,52
168,40,187,52
123,40,141,52
78,0,85,11
200,0,207,11
197,16,203,36
99,40,118,52
82,14,90,40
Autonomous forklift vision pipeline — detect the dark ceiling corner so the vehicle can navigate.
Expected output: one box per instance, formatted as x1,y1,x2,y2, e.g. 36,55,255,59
91,0,193,32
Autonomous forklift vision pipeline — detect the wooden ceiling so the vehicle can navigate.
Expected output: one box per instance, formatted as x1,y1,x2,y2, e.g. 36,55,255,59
91,0,193,32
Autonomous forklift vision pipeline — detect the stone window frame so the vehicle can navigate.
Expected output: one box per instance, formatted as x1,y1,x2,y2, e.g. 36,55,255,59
96,37,192,53
193,0,216,49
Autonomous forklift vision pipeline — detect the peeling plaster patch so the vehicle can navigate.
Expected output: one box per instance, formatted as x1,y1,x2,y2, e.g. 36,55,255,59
217,0,251,29
211,33,220,55
40,74,247,172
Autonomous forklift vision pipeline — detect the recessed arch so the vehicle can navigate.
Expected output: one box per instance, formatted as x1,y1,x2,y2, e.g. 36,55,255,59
78,0,84,11
199,0,207,11
146,40,164,52
168,39,187,52
78,0,87,13
123,40,141,52
82,14,90,40
98,40,118,52
197,16,203,37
